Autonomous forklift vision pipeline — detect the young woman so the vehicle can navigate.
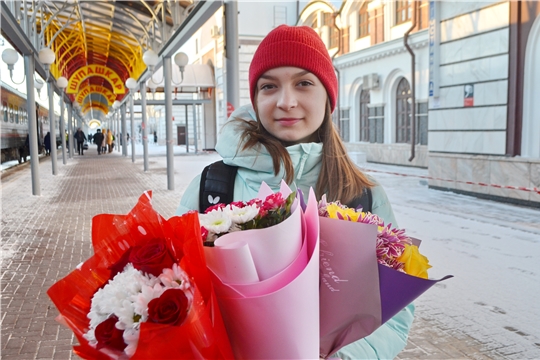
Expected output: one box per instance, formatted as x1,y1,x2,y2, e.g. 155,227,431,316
176,25,414,359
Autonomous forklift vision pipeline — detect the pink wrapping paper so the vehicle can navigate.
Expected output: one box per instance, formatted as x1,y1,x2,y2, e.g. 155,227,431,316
319,218,381,357
209,189,320,359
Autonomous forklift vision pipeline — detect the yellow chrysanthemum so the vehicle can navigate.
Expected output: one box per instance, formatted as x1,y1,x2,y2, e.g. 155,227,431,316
397,244,432,279
326,204,361,221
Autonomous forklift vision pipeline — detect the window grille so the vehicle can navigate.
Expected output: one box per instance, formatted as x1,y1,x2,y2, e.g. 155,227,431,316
340,108,350,142
396,78,412,143
396,0,411,25
359,90,370,141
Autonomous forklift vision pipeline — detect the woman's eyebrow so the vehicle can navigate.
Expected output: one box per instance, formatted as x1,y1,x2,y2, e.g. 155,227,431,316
259,70,312,81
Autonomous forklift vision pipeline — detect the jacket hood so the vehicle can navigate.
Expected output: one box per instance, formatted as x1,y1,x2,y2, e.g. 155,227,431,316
215,104,323,192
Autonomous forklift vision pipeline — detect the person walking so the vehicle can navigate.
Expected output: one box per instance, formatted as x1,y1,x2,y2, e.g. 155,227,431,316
73,128,86,155
44,131,51,156
153,131,157,145
175,25,414,359
106,129,114,153
93,129,105,155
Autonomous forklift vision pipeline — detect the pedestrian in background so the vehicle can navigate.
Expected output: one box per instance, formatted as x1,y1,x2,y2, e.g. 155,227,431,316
44,131,51,156
101,130,107,154
106,129,113,153
153,131,157,144
74,128,86,155
93,129,105,155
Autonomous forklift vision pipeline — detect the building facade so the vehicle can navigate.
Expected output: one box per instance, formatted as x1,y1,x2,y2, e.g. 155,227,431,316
185,0,540,207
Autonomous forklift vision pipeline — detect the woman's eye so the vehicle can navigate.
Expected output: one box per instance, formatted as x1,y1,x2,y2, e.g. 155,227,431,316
260,84,275,91
298,80,314,87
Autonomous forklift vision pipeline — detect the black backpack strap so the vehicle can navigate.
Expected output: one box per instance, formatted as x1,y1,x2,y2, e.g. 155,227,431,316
346,187,373,213
199,160,239,212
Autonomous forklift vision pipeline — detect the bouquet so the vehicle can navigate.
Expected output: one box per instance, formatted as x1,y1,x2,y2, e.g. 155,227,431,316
200,182,320,359
317,196,453,358
200,190,296,246
318,195,431,277
47,191,234,359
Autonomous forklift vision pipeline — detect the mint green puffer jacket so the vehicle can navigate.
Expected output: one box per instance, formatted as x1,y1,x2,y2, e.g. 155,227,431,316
176,104,415,359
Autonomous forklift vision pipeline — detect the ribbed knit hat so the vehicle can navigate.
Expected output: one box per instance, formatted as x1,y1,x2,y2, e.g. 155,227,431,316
249,25,337,111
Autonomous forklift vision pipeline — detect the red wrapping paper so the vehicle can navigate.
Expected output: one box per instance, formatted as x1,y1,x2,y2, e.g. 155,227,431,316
47,191,234,359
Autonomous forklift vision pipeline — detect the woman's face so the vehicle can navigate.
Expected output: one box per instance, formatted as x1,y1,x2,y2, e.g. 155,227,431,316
255,67,327,146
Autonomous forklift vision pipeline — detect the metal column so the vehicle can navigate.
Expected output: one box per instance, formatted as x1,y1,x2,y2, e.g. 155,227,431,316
192,104,198,154
141,82,149,171
68,104,73,159
225,0,240,110
164,56,174,190
130,92,136,162
59,94,66,164
121,103,127,156
24,54,40,195
47,81,58,174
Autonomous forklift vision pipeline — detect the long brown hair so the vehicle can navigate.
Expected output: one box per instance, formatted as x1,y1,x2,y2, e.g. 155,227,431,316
233,98,373,204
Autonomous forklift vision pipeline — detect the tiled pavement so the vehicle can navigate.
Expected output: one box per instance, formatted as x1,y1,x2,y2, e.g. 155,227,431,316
1,148,501,359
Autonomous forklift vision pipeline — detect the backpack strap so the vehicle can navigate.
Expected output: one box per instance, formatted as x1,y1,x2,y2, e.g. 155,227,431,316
199,160,239,212
346,187,373,213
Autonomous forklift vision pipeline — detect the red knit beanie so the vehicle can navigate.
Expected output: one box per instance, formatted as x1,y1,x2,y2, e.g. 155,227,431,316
249,25,338,111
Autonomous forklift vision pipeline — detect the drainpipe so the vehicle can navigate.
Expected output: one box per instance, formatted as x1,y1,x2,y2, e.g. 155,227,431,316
332,12,341,129
404,1,417,162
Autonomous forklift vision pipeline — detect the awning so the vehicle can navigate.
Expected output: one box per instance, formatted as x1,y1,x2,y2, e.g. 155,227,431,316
147,64,215,92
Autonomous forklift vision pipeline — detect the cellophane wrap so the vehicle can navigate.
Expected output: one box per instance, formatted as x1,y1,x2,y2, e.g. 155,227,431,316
47,191,234,359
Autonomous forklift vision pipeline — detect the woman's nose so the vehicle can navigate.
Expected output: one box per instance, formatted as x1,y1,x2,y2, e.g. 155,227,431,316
276,87,297,110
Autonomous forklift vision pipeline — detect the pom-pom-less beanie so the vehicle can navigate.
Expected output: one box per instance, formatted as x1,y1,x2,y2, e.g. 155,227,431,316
248,25,338,111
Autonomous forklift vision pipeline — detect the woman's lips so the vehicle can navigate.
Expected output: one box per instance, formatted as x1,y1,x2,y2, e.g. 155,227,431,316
276,118,301,126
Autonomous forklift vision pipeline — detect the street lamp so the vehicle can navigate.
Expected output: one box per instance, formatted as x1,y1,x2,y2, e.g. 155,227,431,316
173,52,189,83
38,47,55,81
2,48,25,84
143,49,159,74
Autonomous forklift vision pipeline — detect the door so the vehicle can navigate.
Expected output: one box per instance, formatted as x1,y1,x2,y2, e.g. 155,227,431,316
177,126,186,145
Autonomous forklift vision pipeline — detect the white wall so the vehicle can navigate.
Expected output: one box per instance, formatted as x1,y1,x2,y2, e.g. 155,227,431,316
428,1,510,155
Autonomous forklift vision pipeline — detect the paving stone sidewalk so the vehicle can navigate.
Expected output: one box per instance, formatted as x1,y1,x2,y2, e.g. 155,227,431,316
1,150,501,359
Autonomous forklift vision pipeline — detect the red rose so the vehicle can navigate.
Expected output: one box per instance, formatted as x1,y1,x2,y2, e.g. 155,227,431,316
128,238,176,277
147,289,189,326
94,316,127,351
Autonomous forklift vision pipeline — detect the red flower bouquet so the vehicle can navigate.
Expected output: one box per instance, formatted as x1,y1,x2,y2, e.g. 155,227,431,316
47,191,234,359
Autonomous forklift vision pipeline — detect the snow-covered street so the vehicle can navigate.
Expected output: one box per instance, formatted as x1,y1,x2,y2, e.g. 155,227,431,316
364,162,540,359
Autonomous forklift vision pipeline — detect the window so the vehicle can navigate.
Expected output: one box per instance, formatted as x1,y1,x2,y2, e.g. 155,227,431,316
2,101,7,122
274,6,287,27
340,108,350,142
395,0,411,25
358,2,370,38
416,101,428,145
310,15,318,29
359,90,370,141
417,0,429,30
9,104,14,122
396,78,412,143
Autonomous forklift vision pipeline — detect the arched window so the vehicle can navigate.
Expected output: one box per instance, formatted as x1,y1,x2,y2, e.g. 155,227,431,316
358,1,370,38
359,90,370,141
396,78,412,143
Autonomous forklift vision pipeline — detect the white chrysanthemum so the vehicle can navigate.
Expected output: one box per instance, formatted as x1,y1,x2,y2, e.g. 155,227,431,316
159,264,191,290
199,210,232,234
130,283,165,323
224,204,259,225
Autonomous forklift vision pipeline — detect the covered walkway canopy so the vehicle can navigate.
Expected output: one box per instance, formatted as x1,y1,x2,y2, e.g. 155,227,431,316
1,0,223,194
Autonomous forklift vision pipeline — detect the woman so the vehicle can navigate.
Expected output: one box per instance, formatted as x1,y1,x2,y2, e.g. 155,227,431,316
176,25,414,359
